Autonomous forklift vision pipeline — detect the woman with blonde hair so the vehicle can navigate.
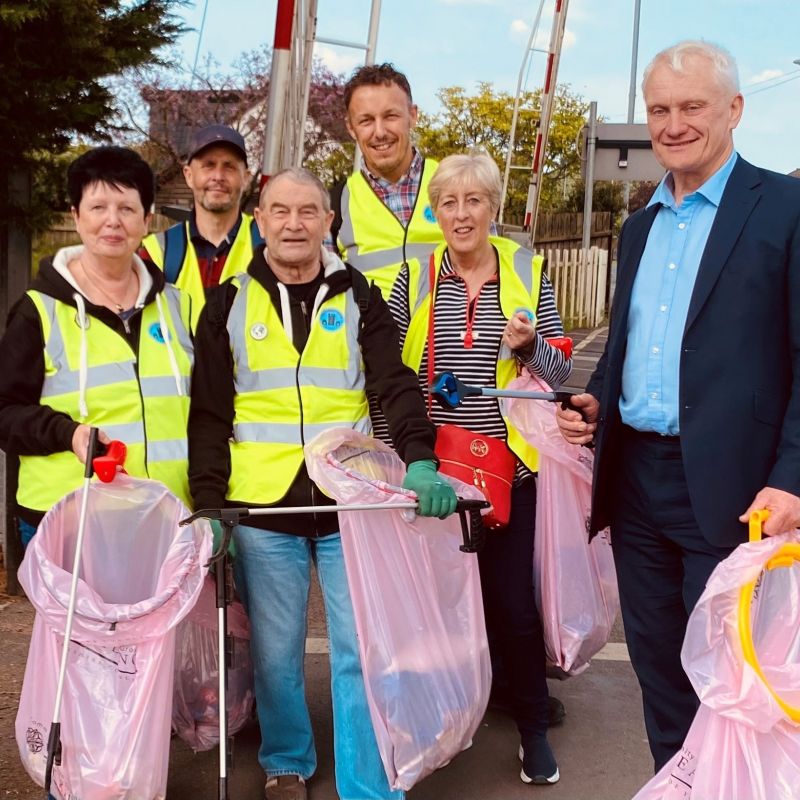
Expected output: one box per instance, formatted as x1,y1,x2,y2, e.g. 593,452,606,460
385,151,571,786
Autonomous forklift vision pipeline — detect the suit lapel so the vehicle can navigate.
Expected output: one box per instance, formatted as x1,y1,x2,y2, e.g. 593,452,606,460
610,204,659,348
684,158,762,332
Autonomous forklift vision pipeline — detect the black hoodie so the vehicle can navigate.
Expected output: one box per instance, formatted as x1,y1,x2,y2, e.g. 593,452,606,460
0,251,178,525
188,246,437,537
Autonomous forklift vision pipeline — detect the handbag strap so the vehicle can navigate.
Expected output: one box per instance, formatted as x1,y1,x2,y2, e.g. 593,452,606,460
426,252,437,415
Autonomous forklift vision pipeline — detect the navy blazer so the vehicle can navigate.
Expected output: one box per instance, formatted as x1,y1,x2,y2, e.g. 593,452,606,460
587,157,800,547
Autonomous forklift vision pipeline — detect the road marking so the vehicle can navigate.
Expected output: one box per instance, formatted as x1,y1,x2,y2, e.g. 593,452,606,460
574,326,608,352
592,642,630,662
306,637,631,662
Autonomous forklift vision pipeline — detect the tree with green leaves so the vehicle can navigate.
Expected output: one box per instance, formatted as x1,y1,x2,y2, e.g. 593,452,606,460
415,82,591,221
0,0,187,230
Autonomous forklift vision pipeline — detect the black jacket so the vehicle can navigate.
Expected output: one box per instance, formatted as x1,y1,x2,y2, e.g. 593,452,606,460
0,252,174,524
188,246,436,536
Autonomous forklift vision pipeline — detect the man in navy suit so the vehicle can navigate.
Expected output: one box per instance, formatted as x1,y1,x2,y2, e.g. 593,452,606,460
557,40,800,769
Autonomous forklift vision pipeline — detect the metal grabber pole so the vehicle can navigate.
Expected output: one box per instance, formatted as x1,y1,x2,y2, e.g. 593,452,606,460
44,428,101,798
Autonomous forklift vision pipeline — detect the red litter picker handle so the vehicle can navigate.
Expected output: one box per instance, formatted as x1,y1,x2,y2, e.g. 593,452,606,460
92,440,127,482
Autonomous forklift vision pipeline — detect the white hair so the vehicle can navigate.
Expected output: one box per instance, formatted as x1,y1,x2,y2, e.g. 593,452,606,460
642,40,740,96
428,151,502,214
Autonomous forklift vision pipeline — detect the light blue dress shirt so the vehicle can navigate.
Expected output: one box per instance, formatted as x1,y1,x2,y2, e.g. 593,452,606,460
620,150,738,434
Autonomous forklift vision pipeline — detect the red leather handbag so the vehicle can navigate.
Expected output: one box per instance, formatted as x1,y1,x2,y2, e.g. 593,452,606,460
434,424,516,529
425,254,516,529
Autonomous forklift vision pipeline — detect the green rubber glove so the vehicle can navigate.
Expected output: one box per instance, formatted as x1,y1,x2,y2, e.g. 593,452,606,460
210,519,237,558
402,460,458,519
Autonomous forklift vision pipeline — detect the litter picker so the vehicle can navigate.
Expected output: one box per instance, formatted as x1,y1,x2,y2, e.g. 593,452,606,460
431,371,579,411
44,429,126,798
180,497,488,800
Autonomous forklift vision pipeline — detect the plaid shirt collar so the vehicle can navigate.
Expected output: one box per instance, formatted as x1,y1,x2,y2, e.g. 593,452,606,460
361,149,424,225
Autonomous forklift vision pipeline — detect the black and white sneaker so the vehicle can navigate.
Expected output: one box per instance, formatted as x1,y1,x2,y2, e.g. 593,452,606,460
519,737,560,785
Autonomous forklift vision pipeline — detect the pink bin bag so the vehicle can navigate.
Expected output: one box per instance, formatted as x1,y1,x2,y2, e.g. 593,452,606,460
172,574,255,751
633,529,800,800
16,474,211,800
305,428,491,791
506,375,619,675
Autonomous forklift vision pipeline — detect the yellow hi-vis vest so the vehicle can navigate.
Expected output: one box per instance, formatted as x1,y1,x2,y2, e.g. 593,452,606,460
141,214,261,331
336,157,443,308
402,236,544,472
226,272,370,505
18,288,193,510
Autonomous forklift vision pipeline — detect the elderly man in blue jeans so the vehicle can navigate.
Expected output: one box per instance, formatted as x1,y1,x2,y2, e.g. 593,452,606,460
188,167,456,800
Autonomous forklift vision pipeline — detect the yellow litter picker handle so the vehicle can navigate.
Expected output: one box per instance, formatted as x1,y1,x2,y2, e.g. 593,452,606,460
737,509,800,722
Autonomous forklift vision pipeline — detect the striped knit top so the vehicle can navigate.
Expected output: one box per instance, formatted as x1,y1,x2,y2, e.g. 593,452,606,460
372,246,571,479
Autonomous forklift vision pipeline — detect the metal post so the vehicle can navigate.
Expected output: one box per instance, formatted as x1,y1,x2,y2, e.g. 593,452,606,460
353,0,383,172
260,0,296,189
499,0,546,226
525,0,571,247
581,101,597,252
620,0,642,223
294,0,318,167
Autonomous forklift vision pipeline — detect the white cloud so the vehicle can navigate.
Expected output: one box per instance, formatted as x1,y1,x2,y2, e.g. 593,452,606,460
746,68,784,85
510,18,576,50
313,45,362,76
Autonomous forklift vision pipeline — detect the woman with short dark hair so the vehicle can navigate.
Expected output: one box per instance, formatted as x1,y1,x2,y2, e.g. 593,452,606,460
0,146,194,546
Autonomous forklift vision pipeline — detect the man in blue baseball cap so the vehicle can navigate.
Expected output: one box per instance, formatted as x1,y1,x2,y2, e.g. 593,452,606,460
141,123,262,328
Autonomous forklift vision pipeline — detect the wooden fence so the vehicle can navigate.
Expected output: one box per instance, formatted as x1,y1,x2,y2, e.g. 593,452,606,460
535,246,609,328
501,211,614,258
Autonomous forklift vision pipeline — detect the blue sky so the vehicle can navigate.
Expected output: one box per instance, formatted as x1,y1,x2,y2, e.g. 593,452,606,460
174,0,800,174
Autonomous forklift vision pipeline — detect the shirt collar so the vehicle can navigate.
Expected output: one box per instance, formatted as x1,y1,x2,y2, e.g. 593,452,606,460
363,148,423,187
648,150,738,210
188,209,243,247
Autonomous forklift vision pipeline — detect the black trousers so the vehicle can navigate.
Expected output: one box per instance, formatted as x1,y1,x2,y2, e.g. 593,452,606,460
610,427,736,770
478,476,549,738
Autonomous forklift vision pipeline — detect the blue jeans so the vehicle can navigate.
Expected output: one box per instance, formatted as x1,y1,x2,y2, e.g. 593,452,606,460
233,526,403,800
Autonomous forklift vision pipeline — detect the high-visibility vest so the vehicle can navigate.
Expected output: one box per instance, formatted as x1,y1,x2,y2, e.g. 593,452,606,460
141,214,262,330
402,236,544,472
18,288,193,510
336,158,443,308
226,272,370,505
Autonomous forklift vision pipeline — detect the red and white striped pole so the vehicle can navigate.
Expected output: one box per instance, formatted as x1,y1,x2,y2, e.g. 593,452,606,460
260,0,296,190
525,0,570,247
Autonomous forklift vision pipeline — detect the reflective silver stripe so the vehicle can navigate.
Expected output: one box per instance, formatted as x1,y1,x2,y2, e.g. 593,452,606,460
162,285,194,357
412,258,434,317
237,366,365,394
234,418,371,444
42,363,133,397
102,421,145,443
227,274,253,371
346,242,437,273
512,245,535,296
236,366,297,393
148,438,188,461
338,182,357,259
139,375,191,396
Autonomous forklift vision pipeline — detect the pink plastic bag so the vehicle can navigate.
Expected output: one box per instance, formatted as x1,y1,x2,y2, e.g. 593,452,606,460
172,575,255,751
633,532,800,800
506,375,619,674
305,428,491,791
16,474,211,800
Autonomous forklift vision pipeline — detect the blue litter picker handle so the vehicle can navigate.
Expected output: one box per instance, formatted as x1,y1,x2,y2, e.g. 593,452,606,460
430,371,577,410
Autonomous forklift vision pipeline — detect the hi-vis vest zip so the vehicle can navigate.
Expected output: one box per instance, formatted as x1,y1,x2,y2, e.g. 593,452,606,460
141,214,262,331
19,288,193,510
226,271,370,505
336,157,443,308
403,236,544,472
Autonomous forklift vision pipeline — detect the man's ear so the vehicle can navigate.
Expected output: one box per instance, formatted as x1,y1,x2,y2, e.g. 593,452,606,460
253,205,267,239
345,115,357,142
182,163,194,189
409,103,419,129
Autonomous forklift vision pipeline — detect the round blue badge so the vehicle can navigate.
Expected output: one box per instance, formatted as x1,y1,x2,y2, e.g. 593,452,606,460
149,322,167,343
423,205,436,223
514,307,536,323
319,309,344,332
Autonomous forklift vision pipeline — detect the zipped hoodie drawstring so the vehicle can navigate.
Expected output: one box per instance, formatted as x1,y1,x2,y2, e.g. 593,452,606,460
73,292,90,420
